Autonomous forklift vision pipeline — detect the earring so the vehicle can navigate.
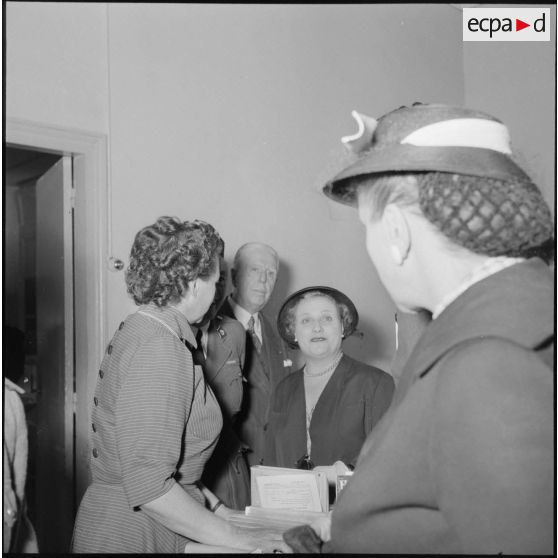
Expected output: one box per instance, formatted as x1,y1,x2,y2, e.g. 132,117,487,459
390,245,403,265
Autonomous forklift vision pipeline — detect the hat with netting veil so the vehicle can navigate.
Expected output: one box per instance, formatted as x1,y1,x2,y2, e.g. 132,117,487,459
322,103,553,259
323,103,533,205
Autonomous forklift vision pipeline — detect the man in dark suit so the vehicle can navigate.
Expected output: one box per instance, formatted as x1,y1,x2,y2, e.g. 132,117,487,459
219,242,292,467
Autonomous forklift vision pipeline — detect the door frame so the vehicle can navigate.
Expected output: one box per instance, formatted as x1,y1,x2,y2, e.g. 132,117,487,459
6,118,108,508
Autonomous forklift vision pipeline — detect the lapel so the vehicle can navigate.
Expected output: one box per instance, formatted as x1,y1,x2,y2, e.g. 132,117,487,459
220,298,291,389
204,317,233,383
259,311,288,388
395,259,554,404
288,371,308,457
310,354,351,434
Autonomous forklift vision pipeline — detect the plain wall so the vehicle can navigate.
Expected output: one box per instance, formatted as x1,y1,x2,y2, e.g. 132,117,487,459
107,3,465,371
463,4,556,213
7,3,467,373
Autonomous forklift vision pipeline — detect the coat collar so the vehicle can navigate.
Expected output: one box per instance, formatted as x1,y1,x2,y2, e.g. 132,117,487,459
137,303,196,348
205,315,234,374
403,258,553,383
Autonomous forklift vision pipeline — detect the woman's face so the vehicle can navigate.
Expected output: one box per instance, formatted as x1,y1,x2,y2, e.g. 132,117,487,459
293,295,343,361
358,200,420,313
191,260,220,323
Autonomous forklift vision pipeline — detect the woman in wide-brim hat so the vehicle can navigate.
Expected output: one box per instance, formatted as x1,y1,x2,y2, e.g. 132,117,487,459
286,103,554,554
266,286,394,480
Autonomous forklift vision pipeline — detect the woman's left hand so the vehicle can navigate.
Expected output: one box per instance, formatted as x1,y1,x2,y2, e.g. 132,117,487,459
310,512,332,543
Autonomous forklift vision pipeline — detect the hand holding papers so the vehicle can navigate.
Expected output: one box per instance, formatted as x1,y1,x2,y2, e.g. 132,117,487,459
225,466,330,536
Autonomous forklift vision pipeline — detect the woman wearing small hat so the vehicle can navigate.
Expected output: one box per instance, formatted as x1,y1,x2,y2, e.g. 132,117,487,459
284,103,554,554
266,286,394,477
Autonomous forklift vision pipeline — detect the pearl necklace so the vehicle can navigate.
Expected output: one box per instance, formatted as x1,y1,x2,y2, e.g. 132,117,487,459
303,352,343,378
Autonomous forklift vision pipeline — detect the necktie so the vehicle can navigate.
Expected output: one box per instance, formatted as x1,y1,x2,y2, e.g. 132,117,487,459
247,315,262,354
192,328,206,367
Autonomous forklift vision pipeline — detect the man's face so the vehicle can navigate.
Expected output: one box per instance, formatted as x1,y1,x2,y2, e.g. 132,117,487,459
233,246,278,314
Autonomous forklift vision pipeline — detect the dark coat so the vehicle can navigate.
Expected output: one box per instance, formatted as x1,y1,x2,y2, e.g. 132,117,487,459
219,298,292,467
201,314,251,510
266,354,394,469
327,259,554,555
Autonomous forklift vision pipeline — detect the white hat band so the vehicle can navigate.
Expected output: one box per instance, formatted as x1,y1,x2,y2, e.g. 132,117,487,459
401,118,512,154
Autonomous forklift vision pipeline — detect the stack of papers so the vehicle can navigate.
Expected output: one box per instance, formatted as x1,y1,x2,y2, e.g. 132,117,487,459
251,465,329,513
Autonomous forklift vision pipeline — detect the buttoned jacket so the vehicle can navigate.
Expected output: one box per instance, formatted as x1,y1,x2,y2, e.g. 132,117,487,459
266,354,394,469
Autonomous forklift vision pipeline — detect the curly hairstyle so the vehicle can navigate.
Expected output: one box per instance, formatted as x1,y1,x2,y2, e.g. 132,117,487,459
125,216,223,307
283,291,355,349
354,172,554,261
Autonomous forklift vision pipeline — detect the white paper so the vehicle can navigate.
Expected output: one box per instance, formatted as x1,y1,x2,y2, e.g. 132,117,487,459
255,474,322,512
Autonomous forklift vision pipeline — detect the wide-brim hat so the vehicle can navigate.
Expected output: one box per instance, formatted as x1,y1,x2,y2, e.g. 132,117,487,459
277,286,359,349
323,103,532,207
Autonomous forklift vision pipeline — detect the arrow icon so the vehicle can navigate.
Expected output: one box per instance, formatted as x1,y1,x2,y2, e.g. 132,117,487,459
516,18,530,31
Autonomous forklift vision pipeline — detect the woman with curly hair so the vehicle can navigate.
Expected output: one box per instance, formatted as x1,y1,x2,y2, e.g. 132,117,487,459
72,217,288,553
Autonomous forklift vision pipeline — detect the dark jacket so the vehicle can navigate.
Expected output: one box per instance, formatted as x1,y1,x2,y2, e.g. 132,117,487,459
327,259,554,554
266,354,394,469
219,298,292,467
201,314,250,510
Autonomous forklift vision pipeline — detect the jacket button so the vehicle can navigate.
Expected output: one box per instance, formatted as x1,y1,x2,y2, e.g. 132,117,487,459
92,448,99,458
94,396,99,406
92,423,97,432
107,344,113,354
119,321,125,330
99,370,104,379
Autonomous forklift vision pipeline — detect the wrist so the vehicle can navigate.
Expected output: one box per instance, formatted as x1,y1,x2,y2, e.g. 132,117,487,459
210,499,223,513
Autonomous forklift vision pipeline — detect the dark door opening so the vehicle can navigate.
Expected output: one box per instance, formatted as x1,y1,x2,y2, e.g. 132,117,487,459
4,146,76,552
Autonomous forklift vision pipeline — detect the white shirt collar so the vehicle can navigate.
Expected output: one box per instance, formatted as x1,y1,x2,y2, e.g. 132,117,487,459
432,256,524,319
228,296,262,342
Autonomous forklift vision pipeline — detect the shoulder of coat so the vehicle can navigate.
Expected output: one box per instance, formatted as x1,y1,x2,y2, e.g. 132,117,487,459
344,354,389,379
4,378,25,394
213,313,245,340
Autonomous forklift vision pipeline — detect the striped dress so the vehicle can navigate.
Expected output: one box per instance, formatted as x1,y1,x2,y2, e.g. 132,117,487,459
72,304,222,553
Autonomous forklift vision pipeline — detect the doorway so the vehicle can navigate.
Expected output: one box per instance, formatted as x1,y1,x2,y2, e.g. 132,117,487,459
5,120,108,553
5,146,76,552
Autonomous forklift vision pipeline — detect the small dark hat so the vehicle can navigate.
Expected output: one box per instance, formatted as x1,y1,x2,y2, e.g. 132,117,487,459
277,286,359,349
323,103,532,207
